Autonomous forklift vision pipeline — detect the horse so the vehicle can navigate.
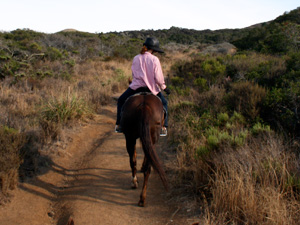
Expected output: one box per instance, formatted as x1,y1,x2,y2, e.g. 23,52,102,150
120,92,168,207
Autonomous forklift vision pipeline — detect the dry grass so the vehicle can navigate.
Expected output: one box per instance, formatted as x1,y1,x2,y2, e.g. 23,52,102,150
0,58,132,128
73,59,132,111
204,136,300,224
167,80,300,224
225,52,286,80
168,113,300,224
0,57,133,200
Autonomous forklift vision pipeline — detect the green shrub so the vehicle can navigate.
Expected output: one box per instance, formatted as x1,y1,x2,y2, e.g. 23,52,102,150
171,76,185,87
29,42,43,53
171,86,191,96
207,135,219,149
196,145,210,158
202,59,226,75
0,50,11,61
262,84,300,134
39,95,92,141
251,122,271,135
40,95,91,125
35,70,53,78
193,77,208,91
245,58,286,87
170,57,204,85
63,59,75,67
232,130,249,146
202,58,226,84
286,52,300,72
229,111,246,125
1,60,21,77
217,112,229,126
46,47,63,61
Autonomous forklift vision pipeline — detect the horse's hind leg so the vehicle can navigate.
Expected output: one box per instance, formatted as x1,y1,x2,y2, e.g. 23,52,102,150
126,137,138,188
138,157,151,207
141,156,147,173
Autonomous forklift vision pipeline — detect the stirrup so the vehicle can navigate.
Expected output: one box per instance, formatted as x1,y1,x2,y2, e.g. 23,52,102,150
115,125,123,133
160,127,167,137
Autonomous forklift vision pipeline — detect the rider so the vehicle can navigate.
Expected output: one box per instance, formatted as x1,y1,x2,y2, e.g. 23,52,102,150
115,37,170,136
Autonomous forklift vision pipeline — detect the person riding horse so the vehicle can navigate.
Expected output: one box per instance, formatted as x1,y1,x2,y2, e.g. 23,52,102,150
115,37,170,136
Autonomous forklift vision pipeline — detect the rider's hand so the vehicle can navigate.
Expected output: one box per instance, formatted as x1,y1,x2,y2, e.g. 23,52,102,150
164,87,171,95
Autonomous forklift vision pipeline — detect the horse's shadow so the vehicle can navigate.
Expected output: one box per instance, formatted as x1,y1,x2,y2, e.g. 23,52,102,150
19,162,138,206
18,131,163,208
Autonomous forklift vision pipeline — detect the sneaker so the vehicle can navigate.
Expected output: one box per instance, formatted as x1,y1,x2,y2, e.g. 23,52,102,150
160,127,167,137
115,125,123,133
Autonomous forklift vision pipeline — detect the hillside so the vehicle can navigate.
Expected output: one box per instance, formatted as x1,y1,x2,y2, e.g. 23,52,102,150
0,8,299,64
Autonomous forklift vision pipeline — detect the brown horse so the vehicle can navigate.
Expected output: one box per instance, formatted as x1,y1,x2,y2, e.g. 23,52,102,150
121,92,168,207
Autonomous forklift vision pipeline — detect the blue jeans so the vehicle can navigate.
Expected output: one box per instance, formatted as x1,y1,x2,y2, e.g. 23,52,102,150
116,87,168,127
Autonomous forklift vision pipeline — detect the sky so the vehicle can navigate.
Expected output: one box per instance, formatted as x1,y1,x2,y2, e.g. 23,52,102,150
0,0,299,34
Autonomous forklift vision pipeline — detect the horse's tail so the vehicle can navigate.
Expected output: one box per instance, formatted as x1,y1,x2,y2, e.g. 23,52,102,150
139,105,169,191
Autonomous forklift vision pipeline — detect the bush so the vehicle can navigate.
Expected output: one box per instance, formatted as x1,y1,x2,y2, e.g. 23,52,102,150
46,47,63,61
201,58,226,84
171,76,185,87
0,126,25,196
225,81,267,122
39,95,92,141
41,95,91,124
217,112,229,126
251,122,271,135
196,86,227,115
262,84,300,134
286,52,300,72
1,60,22,77
193,77,208,92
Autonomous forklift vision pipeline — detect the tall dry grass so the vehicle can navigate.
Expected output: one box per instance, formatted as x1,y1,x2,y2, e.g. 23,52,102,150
0,58,132,130
168,109,300,224
0,126,25,202
204,135,300,224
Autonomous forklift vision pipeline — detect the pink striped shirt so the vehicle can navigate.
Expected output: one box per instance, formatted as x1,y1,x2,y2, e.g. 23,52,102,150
129,52,166,95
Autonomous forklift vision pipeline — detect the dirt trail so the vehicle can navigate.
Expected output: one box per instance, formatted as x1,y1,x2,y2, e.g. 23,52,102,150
0,100,191,225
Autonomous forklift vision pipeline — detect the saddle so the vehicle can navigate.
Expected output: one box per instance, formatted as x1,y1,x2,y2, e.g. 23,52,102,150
124,91,167,119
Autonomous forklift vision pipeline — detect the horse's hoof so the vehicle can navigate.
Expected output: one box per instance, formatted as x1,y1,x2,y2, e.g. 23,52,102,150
131,176,138,189
138,200,145,207
131,182,138,189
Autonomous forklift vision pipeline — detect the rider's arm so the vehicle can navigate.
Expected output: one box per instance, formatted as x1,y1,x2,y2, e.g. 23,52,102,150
153,57,166,91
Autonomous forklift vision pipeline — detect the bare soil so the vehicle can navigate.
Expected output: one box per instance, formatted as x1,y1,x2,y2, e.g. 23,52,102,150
0,99,198,225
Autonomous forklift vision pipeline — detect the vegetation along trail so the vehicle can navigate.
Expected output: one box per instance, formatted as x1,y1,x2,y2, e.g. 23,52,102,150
0,99,191,225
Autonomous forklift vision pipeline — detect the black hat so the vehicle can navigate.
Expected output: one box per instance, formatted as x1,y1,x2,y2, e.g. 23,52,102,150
143,37,164,53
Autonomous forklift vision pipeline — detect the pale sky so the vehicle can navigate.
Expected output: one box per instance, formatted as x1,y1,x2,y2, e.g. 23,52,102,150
1,0,299,34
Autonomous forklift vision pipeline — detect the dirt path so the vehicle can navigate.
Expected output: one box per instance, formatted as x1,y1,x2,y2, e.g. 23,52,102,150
0,100,192,225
